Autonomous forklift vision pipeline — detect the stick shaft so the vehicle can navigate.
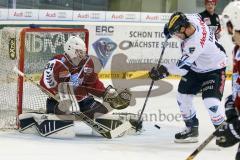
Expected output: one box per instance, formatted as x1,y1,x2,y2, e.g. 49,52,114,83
13,66,59,102
136,38,168,126
185,123,224,160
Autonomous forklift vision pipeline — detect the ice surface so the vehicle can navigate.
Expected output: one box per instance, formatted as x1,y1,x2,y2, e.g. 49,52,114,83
0,80,236,160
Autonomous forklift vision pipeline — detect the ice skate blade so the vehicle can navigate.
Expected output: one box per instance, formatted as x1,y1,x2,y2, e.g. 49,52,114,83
174,137,198,143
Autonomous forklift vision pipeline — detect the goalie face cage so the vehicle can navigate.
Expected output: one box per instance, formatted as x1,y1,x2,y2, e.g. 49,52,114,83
0,27,89,129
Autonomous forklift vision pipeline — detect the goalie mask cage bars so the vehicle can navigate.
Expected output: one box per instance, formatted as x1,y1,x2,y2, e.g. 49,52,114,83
0,27,89,129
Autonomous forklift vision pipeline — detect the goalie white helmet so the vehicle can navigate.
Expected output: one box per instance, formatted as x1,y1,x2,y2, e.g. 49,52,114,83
222,1,240,31
64,36,86,66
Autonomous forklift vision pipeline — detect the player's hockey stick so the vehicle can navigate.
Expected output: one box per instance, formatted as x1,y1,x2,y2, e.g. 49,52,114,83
13,67,60,101
185,123,224,160
135,38,168,131
13,66,132,139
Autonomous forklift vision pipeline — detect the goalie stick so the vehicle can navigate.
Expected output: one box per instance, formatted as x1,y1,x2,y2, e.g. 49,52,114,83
135,38,168,131
13,66,132,139
76,55,91,79
185,123,224,160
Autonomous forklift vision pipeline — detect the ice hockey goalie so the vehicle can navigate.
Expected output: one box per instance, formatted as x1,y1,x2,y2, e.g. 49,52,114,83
18,35,142,138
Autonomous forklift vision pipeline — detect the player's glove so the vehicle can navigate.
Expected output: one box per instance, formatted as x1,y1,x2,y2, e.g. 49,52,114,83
104,86,118,98
163,23,171,39
103,85,132,110
149,65,169,81
215,120,240,148
225,95,239,122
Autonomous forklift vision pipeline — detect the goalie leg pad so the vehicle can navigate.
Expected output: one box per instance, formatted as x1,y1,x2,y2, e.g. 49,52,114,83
36,120,74,138
94,113,143,137
19,113,38,134
113,113,143,132
46,97,67,115
79,97,108,119
19,113,75,138
93,115,124,137
33,113,75,139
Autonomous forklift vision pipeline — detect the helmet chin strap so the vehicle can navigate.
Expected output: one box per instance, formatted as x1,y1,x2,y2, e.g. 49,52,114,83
176,31,188,40
176,26,189,40
181,25,192,39
183,32,189,39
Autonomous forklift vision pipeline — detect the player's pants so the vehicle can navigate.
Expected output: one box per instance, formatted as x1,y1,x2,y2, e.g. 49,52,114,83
177,68,226,127
46,96,108,119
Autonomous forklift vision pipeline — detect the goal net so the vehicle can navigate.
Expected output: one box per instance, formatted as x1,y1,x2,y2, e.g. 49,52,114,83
0,27,89,129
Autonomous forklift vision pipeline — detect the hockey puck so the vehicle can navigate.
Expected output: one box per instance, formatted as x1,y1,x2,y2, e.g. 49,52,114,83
154,124,161,129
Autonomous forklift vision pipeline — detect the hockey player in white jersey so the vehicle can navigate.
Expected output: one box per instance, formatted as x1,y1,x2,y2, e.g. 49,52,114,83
149,12,227,143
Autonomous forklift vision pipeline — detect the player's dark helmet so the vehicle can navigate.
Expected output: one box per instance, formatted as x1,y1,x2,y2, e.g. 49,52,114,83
167,12,189,36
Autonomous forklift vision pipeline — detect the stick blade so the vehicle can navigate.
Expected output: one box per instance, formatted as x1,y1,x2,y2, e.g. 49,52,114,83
109,121,132,138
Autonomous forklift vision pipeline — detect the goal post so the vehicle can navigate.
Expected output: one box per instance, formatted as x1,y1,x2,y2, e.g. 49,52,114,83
0,27,89,129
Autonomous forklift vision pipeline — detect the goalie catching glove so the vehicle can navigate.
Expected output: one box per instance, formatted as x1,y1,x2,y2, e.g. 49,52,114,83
103,85,132,110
